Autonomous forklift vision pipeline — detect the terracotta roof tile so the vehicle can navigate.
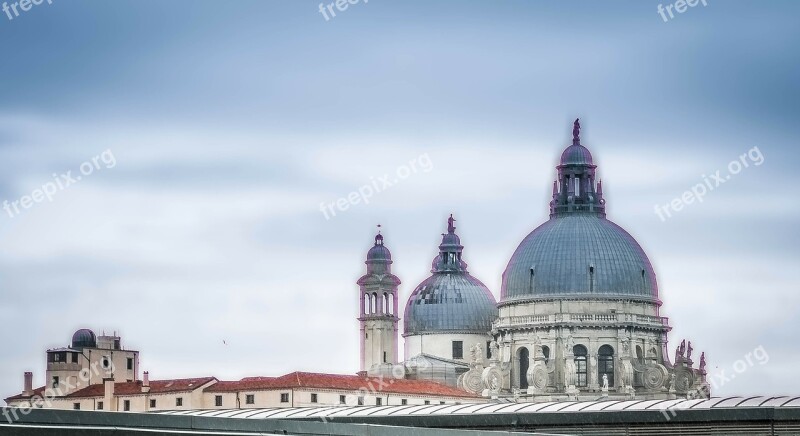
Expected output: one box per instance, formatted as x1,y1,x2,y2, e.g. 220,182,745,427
66,377,216,398
4,386,46,402
207,372,477,398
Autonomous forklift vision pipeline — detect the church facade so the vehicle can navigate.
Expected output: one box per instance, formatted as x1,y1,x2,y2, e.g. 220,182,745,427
359,120,710,401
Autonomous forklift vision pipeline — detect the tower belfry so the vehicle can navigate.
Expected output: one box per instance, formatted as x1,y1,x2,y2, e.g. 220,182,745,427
357,227,401,375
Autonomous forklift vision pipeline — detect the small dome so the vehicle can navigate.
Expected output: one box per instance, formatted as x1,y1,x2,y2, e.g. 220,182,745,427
71,329,97,349
366,244,391,262
560,143,593,166
440,232,461,246
404,273,497,335
366,233,392,262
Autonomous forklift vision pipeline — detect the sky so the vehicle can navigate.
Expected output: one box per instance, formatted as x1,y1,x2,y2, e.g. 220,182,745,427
0,0,798,401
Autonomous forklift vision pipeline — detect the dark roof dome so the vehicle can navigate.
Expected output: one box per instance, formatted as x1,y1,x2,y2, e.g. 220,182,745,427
560,143,593,166
501,215,658,303
404,273,497,335
71,329,97,349
404,215,498,335
502,119,658,304
366,231,392,263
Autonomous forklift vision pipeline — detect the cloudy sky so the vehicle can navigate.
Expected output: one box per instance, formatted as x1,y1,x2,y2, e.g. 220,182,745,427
0,0,798,400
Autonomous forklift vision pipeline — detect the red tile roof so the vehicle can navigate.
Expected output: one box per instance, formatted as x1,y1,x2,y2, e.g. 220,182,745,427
66,377,217,398
5,386,46,402
206,372,477,398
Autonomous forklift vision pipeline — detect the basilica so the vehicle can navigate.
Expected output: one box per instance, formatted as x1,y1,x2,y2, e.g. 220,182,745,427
358,120,710,401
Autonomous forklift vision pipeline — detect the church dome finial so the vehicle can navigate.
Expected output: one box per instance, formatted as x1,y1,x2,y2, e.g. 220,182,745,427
366,225,391,264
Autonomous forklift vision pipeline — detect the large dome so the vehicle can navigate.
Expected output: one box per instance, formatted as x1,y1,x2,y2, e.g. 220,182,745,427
501,208,658,303
501,119,659,304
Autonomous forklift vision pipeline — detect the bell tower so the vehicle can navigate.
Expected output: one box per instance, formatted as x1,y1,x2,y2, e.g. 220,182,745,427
357,227,400,375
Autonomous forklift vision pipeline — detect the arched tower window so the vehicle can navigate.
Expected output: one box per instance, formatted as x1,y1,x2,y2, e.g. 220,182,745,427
518,347,529,390
371,293,377,314
363,296,369,315
573,345,588,387
388,294,394,315
598,345,615,387
383,293,389,314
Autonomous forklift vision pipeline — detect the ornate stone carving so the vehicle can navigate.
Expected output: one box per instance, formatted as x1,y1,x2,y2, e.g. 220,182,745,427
643,365,667,390
470,342,483,365
528,363,548,391
481,366,503,397
459,369,483,394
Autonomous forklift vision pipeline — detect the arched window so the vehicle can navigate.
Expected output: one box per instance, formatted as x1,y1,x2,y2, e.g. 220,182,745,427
383,293,389,314
371,293,377,314
541,345,550,364
598,345,615,388
636,345,644,364
363,295,369,315
573,345,588,387
518,347,529,389
388,294,394,315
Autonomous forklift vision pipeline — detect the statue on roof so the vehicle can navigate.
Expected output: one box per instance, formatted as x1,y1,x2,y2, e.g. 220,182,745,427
699,352,707,373
447,214,456,234
686,341,693,361
573,118,581,143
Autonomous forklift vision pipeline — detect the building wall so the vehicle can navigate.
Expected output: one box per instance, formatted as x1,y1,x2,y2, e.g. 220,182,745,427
404,333,492,364
361,318,398,371
45,348,138,397
495,299,670,394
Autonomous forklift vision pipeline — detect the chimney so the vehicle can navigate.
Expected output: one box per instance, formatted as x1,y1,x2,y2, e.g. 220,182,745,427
103,378,117,411
23,372,33,396
141,371,150,393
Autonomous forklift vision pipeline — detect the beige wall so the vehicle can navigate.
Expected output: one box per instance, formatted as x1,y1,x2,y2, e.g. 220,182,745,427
404,333,492,365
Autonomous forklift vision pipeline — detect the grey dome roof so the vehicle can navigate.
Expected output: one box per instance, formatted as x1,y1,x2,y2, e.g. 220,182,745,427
404,273,498,335
560,144,593,166
501,215,659,303
404,215,497,336
366,244,391,262
71,328,97,349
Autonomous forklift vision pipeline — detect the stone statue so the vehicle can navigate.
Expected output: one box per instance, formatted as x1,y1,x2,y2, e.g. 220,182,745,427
679,340,686,357
667,373,675,391
490,374,500,392
572,118,580,142
447,214,456,233
602,374,609,390
565,334,575,354
686,341,693,361
470,342,483,364
489,340,500,361
675,345,680,364
699,352,706,373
